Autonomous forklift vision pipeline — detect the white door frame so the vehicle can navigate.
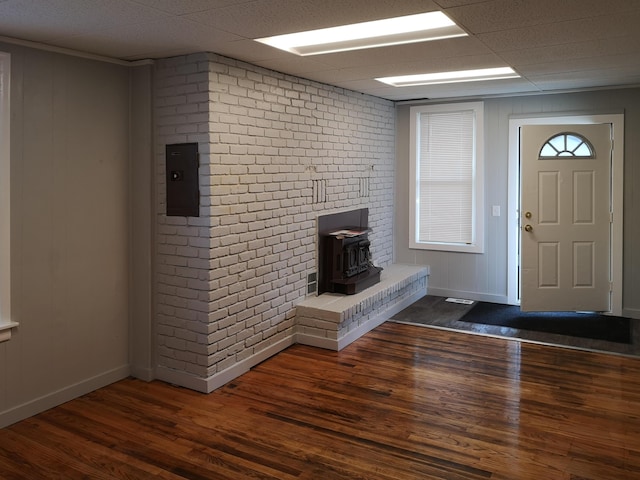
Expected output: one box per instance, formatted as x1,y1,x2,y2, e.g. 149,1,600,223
507,113,624,315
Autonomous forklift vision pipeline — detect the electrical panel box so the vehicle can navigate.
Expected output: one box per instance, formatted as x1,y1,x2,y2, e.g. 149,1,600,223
165,143,199,217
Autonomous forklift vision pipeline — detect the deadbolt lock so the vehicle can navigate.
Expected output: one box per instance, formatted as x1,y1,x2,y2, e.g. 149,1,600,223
524,211,532,219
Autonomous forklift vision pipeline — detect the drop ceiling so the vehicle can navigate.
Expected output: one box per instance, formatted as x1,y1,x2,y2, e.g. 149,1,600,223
1,0,640,101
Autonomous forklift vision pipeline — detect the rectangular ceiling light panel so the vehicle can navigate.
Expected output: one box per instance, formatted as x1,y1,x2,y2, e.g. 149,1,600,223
256,11,467,56
376,67,520,87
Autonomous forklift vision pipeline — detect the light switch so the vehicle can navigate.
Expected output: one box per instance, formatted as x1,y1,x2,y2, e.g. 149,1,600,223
492,205,501,217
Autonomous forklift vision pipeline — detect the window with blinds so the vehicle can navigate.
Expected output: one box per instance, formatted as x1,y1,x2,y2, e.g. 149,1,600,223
409,102,484,253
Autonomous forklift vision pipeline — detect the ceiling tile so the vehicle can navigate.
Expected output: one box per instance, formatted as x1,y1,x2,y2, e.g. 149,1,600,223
518,53,640,77
444,0,640,34
185,0,439,38
0,0,169,42
49,17,242,60
500,36,640,67
345,76,540,101
305,54,509,85
307,36,491,70
477,11,640,52
129,0,251,15
528,68,640,91
1,0,640,99
433,0,493,7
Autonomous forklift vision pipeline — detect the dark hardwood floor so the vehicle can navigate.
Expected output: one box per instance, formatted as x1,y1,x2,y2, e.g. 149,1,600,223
2,322,640,479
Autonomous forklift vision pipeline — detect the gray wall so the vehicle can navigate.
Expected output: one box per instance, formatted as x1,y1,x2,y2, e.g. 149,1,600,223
395,89,640,318
129,64,155,382
0,43,149,427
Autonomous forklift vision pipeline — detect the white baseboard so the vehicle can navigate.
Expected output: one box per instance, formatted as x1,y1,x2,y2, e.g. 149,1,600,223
130,365,155,382
622,307,640,320
426,287,510,305
156,335,296,394
155,365,209,393
0,364,130,429
295,332,339,350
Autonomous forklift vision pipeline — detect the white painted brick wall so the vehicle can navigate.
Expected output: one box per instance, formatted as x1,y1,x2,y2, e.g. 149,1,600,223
155,52,395,388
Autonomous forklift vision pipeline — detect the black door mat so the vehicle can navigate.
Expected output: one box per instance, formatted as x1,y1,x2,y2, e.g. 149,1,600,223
460,302,632,344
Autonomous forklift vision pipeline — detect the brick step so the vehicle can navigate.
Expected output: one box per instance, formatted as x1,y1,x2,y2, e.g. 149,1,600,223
295,264,428,350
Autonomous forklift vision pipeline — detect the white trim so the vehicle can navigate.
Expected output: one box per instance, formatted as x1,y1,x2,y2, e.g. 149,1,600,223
0,321,18,333
409,101,485,253
507,113,624,315
129,365,155,383
0,35,153,67
0,51,14,338
156,335,296,394
0,364,130,428
426,287,508,305
623,307,640,319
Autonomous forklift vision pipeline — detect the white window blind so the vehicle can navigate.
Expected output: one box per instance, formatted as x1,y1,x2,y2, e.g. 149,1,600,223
418,110,474,244
409,102,484,253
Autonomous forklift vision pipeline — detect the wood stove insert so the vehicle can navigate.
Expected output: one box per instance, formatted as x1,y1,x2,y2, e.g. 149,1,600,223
318,209,382,295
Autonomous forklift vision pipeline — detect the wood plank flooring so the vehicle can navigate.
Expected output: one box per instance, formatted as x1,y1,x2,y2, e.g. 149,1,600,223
2,322,640,479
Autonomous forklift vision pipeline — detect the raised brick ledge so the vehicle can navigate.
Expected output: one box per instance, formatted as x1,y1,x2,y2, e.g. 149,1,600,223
295,264,428,351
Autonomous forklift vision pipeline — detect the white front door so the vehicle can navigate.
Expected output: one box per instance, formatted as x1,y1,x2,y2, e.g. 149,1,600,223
520,124,612,312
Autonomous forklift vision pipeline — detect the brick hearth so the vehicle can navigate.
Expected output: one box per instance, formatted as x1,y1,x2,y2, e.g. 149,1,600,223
296,264,428,350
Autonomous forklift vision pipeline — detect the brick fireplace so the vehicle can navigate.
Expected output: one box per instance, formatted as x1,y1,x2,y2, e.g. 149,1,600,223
294,208,429,351
153,52,405,392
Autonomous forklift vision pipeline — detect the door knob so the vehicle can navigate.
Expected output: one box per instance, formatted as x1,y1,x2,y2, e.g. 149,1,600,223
524,224,533,232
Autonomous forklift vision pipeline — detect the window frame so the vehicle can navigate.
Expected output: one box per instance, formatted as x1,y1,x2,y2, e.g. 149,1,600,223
409,101,485,253
0,51,15,340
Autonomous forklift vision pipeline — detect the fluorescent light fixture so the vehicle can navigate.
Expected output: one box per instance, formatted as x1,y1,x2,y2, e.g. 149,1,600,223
255,11,467,56
376,67,520,87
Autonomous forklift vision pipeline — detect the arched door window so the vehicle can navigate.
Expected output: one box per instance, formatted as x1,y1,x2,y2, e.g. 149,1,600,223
539,132,594,159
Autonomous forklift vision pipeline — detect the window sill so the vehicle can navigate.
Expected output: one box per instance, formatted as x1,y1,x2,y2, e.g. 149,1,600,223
410,241,484,254
0,321,19,343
